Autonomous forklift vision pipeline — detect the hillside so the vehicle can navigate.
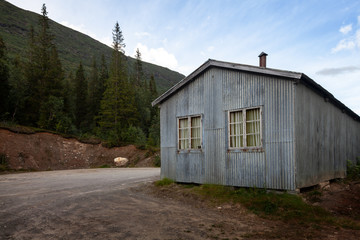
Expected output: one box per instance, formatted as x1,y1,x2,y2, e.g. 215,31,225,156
0,0,184,93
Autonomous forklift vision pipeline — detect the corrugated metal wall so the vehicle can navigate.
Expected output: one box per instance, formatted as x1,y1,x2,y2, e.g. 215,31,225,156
295,83,360,188
222,69,296,190
160,67,297,190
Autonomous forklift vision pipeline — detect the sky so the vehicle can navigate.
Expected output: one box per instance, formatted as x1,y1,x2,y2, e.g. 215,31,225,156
6,0,360,115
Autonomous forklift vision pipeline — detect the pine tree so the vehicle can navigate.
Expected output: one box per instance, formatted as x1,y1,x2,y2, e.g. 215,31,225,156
133,48,144,87
23,26,39,125
37,4,54,99
99,54,109,91
74,62,88,130
149,74,158,100
88,58,98,124
0,35,10,117
98,22,137,142
24,4,64,127
132,48,150,133
63,72,75,120
149,74,158,119
8,56,27,122
147,74,160,146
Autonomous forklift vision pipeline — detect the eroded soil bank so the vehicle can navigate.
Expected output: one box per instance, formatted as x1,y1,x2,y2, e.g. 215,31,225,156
0,128,154,171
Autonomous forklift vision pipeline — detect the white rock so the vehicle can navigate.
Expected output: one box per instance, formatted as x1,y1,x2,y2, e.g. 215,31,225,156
114,157,129,167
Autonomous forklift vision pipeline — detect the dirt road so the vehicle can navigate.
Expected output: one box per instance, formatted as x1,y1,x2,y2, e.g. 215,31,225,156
0,168,163,239
0,168,276,240
0,168,258,240
1,169,357,239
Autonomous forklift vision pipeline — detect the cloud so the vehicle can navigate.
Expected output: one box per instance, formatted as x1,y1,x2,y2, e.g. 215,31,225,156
207,46,214,52
61,21,93,36
331,39,356,53
331,18,360,53
134,32,151,38
60,20,111,47
316,66,360,76
98,36,112,48
339,24,352,34
134,43,178,70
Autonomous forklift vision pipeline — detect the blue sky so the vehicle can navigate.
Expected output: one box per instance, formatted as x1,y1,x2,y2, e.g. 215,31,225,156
6,0,360,114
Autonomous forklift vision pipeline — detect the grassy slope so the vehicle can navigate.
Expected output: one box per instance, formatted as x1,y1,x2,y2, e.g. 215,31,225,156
0,0,184,93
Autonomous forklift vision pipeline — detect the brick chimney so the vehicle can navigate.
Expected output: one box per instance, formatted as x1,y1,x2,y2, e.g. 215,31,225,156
258,52,268,68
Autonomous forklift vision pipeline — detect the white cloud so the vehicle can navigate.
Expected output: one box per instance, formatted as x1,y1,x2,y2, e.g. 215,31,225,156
134,32,151,38
316,66,360,76
177,65,195,75
134,43,178,70
61,21,113,48
207,46,214,52
98,36,112,48
339,24,352,34
331,39,355,53
61,21,92,36
331,19,360,53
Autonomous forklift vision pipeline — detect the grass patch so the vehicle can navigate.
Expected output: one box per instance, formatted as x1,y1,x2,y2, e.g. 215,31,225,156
98,164,111,168
174,184,359,229
155,178,174,186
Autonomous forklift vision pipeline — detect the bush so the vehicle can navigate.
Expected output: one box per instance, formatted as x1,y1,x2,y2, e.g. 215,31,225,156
347,158,360,180
153,155,161,167
121,125,147,147
0,153,9,171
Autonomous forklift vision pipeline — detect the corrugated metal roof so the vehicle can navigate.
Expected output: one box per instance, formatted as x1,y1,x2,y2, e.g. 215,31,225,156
152,59,360,121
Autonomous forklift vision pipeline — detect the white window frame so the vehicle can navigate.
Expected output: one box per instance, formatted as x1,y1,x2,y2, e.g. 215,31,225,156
228,107,263,150
177,115,202,150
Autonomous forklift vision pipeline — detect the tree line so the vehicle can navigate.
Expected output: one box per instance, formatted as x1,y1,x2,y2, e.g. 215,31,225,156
0,4,160,147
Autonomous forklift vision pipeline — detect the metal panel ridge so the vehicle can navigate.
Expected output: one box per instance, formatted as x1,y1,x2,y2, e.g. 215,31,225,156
152,59,302,107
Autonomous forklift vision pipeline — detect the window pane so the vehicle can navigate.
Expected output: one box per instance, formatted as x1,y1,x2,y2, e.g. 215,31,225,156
246,109,257,121
191,138,201,149
191,116,200,127
229,111,243,148
191,116,201,149
245,108,261,147
247,134,255,147
179,118,188,128
179,118,189,149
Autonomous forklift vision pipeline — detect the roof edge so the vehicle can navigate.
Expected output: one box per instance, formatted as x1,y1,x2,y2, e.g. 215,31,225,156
300,73,360,122
151,59,360,122
152,59,302,106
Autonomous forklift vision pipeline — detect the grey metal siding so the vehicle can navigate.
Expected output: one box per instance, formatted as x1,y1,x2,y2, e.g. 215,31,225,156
223,70,296,190
294,83,360,188
160,67,297,190
159,96,177,180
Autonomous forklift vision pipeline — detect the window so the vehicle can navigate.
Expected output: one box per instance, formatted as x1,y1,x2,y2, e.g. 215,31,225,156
229,107,262,148
178,115,202,150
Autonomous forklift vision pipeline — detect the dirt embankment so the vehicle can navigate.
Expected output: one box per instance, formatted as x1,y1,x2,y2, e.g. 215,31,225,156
0,128,155,171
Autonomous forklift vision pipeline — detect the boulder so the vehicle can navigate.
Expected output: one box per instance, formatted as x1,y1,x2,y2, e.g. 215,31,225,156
114,157,129,167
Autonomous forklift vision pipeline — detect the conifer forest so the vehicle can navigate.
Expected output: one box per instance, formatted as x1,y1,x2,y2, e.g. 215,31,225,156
0,4,161,148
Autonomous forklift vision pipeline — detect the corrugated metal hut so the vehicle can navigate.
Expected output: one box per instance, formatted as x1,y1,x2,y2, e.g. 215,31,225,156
152,53,360,191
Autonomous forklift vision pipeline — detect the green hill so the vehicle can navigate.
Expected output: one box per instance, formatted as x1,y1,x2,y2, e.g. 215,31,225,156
0,0,184,93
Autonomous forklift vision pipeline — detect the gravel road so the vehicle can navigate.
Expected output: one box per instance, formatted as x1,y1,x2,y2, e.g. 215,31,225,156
0,168,162,239
0,168,271,240
2,168,355,239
